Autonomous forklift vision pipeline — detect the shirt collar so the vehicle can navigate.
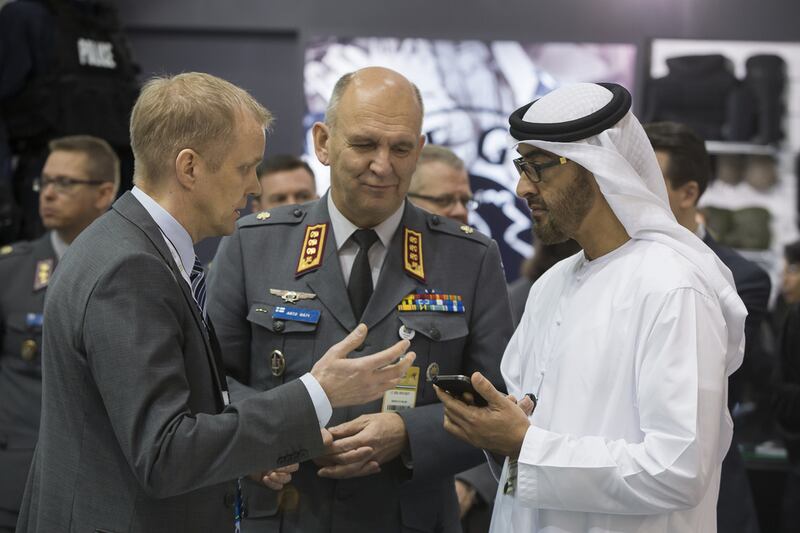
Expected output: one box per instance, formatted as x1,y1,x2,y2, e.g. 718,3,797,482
131,186,195,275
327,192,404,250
50,231,69,260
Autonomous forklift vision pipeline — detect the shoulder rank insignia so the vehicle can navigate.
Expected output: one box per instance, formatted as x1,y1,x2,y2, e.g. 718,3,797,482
33,259,53,291
256,211,271,220
270,289,317,303
460,225,475,234
296,223,328,277
403,227,425,282
0,245,12,255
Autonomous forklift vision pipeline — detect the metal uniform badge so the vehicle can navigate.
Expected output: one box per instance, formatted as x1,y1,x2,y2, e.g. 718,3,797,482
403,227,425,282
21,339,38,361
296,223,328,277
256,211,271,220
460,225,475,235
270,349,286,377
33,259,53,291
0,245,12,255
269,289,317,304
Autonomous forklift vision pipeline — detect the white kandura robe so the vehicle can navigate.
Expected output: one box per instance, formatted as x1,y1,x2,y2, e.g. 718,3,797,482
489,238,734,533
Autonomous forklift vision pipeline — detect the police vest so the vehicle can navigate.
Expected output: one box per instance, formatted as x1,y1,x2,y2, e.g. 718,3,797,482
2,0,140,150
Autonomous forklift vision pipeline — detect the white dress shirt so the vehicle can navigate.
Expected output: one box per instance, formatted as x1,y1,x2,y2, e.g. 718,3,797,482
327,192,404,288
131,187,331,426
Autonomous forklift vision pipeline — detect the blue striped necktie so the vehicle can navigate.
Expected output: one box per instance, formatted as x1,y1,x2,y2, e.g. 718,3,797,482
189,256,207,321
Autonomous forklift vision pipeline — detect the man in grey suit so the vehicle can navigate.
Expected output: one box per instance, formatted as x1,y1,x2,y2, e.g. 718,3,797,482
16,72,414,533
209,67,513,532
0,135,118,531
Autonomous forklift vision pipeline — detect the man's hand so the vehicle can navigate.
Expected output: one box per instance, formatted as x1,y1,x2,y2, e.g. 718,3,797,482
248,428,332,490
316,413,408,479
311,324,416,408
455,479,477,518
250,463,299,491
436,372,530,459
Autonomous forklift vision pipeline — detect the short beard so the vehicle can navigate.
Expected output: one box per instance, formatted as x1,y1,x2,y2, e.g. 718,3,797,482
532,169,595,245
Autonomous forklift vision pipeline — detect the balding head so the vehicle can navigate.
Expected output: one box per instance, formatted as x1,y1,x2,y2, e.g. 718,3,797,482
312,67,426,228
325,67,424,132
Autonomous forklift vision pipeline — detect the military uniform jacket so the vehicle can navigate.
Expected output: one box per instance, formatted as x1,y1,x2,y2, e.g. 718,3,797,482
0,233,54,528
209,196,513,533
15,192,325,533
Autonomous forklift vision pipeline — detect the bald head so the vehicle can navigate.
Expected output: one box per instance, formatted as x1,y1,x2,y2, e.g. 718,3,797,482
325,67,424,132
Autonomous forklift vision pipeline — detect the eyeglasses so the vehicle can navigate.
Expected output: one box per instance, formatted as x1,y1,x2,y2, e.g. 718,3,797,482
33,175,107,194
512,156,569,184
407,193,478,211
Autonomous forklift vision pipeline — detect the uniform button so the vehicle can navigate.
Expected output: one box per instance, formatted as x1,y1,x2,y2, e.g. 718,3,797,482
429,327,441,341
273,320,285,332
293,208,303,218
431,215,441,226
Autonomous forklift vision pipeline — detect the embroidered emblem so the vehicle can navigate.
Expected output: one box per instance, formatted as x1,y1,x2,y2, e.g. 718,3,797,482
256,211,271,220
295,223,328,277
33,259,53,291
403,227,425,282
460,225,475,235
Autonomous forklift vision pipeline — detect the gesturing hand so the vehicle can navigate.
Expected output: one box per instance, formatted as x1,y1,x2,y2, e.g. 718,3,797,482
311,324,416,408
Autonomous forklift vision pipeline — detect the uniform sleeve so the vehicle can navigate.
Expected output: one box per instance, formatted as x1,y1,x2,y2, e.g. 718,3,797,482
84,252,324,499
513,287,729,514
398,239,514,482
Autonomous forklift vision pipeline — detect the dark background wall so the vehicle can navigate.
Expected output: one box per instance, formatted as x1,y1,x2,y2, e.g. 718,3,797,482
115,0,800,156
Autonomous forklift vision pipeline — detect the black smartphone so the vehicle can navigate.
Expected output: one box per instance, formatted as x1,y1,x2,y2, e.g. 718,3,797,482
432,374,488,407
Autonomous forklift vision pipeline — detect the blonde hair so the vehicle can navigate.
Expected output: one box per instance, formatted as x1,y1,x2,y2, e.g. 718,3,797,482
49,135,121,196
130,72,272,183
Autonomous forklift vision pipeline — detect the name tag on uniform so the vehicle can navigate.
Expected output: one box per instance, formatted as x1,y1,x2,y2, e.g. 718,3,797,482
273,306,321,324
381,366,419,413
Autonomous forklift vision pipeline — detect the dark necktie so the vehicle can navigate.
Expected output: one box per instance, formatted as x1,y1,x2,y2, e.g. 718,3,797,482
190,256,208,321
347,229,379,320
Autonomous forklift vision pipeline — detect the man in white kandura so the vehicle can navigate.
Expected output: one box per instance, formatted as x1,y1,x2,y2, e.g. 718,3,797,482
435,82,747,532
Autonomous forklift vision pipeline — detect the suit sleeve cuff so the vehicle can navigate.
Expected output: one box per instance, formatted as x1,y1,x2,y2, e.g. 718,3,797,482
299,373,332,427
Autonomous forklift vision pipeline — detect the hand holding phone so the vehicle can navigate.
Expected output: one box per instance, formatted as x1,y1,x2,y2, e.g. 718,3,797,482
432,374,489,407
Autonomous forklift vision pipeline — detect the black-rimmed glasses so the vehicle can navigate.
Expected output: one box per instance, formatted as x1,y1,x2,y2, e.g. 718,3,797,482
33,175,107,194
512,156,569,184
407,193,478,211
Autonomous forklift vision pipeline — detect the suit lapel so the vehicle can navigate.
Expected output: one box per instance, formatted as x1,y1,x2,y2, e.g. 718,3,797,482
112,192,216,362
301,197,358,331
362,203,425,329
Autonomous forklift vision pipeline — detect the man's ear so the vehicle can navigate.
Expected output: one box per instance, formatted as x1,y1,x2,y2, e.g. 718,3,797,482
175,148,200,190
94,181,116,211
312,122,331,166
679,180,701,208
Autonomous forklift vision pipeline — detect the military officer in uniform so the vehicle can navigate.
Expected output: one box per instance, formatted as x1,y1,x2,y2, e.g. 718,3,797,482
208,67,513,532
0,135,118,531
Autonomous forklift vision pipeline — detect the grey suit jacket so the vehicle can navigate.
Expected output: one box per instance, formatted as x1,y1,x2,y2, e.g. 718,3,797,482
16,192,324,533
0,233,54,529
208,197,513,533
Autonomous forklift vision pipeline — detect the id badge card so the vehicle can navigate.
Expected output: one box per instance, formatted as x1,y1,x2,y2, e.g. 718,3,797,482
381,366,419,413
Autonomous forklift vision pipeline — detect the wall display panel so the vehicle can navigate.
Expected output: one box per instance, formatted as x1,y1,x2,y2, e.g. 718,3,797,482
302,37,637,281
650,39,800,299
